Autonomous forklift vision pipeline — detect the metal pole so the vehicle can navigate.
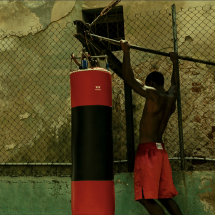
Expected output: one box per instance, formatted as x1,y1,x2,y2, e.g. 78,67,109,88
1,156,215,166
124,83,135,172
0,163,73,165
172,4,185,171
86,33,215,66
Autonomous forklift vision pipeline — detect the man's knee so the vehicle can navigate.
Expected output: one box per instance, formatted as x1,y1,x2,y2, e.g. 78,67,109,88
138,198,156,206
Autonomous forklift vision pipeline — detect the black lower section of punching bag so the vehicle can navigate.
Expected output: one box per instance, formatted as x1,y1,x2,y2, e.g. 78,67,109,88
71,105,113,181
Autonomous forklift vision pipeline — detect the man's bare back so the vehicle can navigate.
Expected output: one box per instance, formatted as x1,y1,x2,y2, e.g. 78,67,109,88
120,39,179,145
139,89,177,143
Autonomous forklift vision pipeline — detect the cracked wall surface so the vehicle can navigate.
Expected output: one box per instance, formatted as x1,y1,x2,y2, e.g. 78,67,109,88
0,0,215,173
0,1,76,36
0,0,80,166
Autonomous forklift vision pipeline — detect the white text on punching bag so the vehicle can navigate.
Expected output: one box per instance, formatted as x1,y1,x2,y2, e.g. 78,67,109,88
95,86,101,91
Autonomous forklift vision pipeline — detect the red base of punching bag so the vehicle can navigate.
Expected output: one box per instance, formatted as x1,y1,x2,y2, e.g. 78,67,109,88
72,181,115,215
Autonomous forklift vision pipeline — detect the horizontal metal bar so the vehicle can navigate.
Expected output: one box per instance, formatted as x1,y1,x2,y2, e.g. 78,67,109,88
114,160,128,163
1,157,215,166
90,55,107,58
87,33,215,66
0,161,127,165
75,55,108,59
117,157,215,161
169,157,215,161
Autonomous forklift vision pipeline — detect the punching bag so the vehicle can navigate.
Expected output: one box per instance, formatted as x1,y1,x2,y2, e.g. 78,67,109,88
70,67,115,215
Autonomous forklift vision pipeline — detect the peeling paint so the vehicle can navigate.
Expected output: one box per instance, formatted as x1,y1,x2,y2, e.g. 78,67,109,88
0,1,42,37
51,1,76,22
200,176,213,186
116,178,127,185
19,112,31,119
50,117,68,141
21,1,47,9
198,190,215,213
4,143,16,150
198,176,215,212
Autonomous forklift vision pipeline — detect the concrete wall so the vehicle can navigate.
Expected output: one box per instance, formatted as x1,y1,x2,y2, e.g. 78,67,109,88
0,171,215,214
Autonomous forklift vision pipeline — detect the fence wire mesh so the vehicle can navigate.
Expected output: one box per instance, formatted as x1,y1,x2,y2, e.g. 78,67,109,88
176,5,215,170
0,22,80,176
112,5,215,171
0,4,215,176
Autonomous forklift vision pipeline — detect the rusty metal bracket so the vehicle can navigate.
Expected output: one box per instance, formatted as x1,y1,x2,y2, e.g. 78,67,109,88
73,20,123,79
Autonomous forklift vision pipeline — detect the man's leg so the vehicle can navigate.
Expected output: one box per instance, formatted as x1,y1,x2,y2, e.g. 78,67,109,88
158,198,183,215
138,190,166,215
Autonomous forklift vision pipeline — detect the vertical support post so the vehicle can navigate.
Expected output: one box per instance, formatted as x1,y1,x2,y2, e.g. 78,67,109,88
124,83,135,172
172,4,185,170
116,9,120,51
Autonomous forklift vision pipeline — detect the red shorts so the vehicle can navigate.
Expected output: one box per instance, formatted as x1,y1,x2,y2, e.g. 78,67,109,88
134,142,178,200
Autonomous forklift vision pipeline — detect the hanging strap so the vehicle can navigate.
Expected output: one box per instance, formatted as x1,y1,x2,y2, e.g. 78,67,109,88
100,0,121,16
70,53,81,66
89,0,121,28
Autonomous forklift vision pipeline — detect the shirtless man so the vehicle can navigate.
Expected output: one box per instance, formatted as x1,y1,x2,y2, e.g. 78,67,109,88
121,40,183,215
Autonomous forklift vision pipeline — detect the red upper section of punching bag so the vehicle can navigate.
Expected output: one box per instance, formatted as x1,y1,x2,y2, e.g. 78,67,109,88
70,68,112,108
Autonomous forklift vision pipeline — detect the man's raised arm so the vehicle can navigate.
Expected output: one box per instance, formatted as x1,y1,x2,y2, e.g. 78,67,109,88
120,40,135,83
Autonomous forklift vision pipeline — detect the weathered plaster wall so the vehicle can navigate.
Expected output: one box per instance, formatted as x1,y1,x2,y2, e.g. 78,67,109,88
0,0,81,165
0,1,76,36
0,1,42,37
0,0,215,172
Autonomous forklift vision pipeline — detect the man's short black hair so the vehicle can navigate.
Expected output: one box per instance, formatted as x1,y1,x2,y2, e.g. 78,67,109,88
145,71,164,86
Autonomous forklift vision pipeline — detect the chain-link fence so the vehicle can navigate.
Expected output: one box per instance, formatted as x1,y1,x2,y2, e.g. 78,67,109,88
121,4,215,171
176,5,215,171
123,8,181,171
0,22,79,176
0,4,215,176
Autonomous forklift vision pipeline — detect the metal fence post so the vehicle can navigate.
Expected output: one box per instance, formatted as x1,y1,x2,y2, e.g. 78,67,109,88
124,83,135,172
172,4,185,170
